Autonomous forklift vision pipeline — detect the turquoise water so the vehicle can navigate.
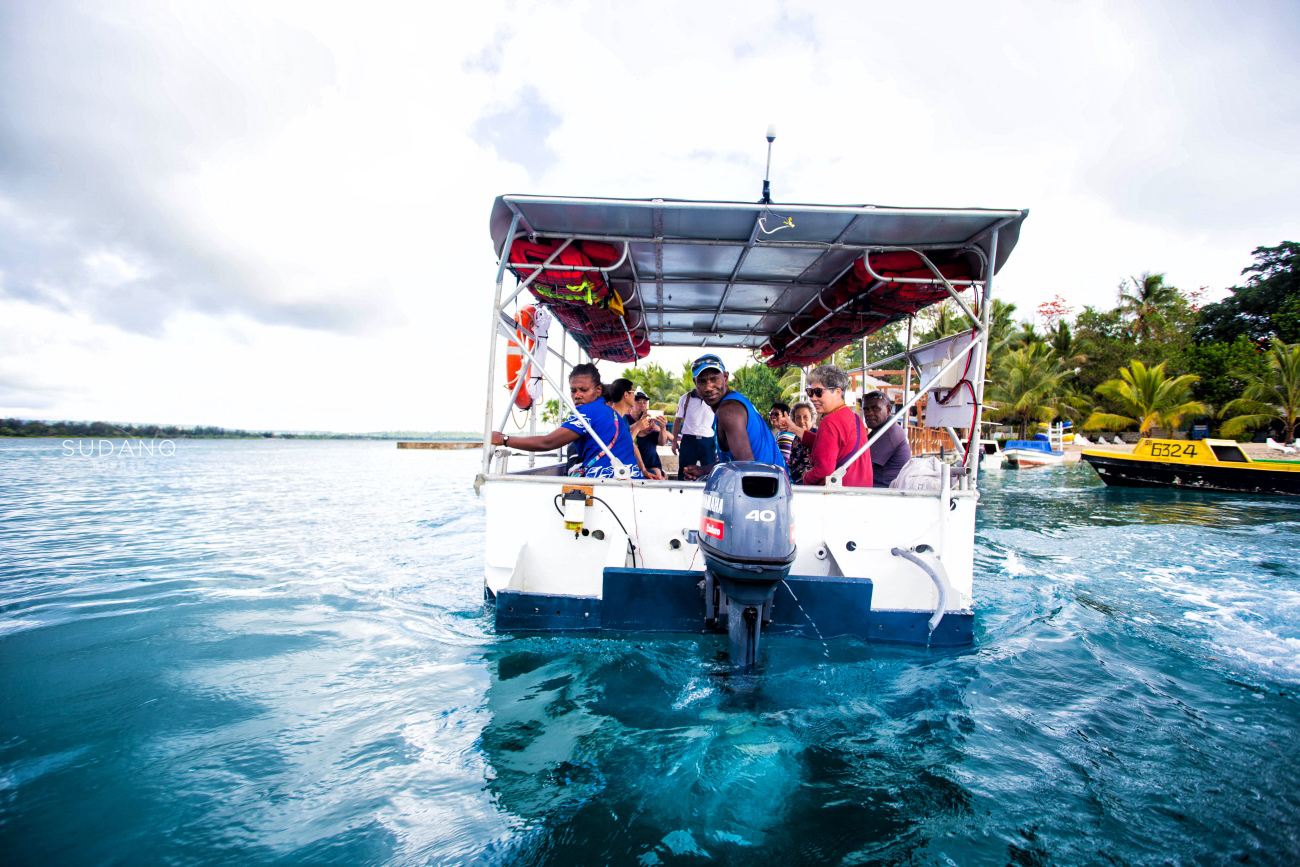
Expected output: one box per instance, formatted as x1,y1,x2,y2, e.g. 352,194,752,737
2,439,1299,865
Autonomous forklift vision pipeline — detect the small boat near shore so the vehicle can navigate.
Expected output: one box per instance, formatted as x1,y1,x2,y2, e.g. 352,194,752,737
1002,437,1065,468
1002,423,1066,468
978,438,1003,466
1081,438,1300,496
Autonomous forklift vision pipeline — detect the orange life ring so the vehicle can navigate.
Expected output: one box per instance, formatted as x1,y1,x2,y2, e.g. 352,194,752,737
506,305,536,410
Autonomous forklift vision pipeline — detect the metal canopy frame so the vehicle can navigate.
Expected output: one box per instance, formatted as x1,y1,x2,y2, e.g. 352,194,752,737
483,194,1029,479
490,195,1026,352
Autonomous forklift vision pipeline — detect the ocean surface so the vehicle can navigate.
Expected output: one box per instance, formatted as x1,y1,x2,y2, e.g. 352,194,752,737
2,438,1299,866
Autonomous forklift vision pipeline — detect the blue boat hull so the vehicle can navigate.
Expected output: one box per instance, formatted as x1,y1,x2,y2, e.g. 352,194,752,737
490,568,974,647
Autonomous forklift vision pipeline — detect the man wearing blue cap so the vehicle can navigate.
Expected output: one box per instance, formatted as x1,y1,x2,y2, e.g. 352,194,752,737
682,354,786,480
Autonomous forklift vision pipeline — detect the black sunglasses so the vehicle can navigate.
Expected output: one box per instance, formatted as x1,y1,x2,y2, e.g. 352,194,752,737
805,386,840,398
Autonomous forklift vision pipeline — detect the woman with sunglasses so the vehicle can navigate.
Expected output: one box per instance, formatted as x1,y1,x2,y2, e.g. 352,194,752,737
787,365,872,487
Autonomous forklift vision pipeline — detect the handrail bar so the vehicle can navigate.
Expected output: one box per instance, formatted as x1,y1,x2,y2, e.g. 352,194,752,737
825,337,980,487
495,318,630,479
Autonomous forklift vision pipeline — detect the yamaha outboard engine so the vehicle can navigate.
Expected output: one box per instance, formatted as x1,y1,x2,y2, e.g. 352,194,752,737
699,462,796,668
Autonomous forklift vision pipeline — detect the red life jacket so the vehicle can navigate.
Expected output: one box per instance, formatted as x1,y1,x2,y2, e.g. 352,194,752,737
507,238,649,363
761,250,981,367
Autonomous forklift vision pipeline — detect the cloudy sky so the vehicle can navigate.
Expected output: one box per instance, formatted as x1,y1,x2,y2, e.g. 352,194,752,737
1,0,1297,432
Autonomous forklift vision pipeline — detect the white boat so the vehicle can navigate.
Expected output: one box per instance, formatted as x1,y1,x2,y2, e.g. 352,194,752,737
978,438,1004,466
1002,422,1067,468
1002,441,1066,468
476,193,1028,657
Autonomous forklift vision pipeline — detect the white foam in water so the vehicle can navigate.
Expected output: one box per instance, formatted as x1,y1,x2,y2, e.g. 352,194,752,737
1157,570,1300,683
671,678,714,710
1002,550,1028,576
1202,614,1300,680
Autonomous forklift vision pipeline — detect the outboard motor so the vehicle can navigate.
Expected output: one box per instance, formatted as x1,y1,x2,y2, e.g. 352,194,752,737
699,462,796,668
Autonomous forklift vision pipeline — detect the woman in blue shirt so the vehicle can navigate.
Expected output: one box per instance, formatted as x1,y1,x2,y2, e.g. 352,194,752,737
491,364,644,479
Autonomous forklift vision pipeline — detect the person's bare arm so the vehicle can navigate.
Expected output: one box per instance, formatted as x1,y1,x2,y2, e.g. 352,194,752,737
716,401,754,461
492,427,580,451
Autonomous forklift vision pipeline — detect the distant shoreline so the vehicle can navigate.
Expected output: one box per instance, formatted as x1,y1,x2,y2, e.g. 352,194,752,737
1,434,484,441
0,418,481,441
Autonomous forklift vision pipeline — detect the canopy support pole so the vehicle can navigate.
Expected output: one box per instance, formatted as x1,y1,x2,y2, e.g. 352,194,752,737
483,212,520,473
970,229,998,482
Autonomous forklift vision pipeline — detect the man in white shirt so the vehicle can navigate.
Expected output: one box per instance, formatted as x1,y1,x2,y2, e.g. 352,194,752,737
672,382,717,480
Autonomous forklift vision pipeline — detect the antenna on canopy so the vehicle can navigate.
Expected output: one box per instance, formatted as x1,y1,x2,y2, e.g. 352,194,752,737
761,124,776,204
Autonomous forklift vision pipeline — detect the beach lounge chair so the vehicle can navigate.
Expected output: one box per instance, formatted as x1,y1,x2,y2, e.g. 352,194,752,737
1266,437,1296,455
1112,435,1124,445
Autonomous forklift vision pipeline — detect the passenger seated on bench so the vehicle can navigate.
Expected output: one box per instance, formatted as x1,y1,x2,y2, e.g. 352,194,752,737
605,378,664,479
860,390,910,488
682,354,786,480
627,391,668,480
784,401,816,484
768,402,797,466
791,365,872,487
491,364,644,479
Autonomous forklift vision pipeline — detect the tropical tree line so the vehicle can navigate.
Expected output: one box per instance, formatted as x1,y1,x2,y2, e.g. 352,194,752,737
980,241,1300,441
0,418,441,440
0,419,270,438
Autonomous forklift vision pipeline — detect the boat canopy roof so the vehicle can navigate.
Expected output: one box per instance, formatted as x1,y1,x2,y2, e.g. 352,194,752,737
490,194,1028,355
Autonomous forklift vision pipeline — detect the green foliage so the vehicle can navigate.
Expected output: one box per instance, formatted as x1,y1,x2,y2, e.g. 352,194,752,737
1084,360,1207,436
1218,339,1300,441
1071,306,1135,393
832,342,862,371
1181,335,1266,417
1198,241,1300,343
984,343,1074,439
1010,321,1043,350
0,418,268,438
915,300,969,344
830,325,905,382
541,399,562,425
620,362,686,414
729,364,784,413
777,367,804,402
989,299,1017,344
1049,320,1075,359
1118,272,1180,341
1272,295,1300,344
1067,294,1198,395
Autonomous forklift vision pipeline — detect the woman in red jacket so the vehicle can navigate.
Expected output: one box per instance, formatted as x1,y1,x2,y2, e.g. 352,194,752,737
786,364,873,487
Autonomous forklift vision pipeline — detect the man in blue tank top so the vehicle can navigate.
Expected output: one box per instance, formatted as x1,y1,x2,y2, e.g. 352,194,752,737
681,354,786,480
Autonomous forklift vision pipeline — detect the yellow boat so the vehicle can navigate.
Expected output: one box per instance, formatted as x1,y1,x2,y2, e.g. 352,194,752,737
1081,438,1300,496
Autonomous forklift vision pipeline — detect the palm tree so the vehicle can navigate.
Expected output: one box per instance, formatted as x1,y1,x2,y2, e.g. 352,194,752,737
1219,338,1300,441
778,366,804,402
1084,360,1207,436
1118,272,1179,341
985,342,1074,439
1050,320,1085,368
916,300,968,344
989,299,1018,347
621,362,683,414
1011,321,1043,350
